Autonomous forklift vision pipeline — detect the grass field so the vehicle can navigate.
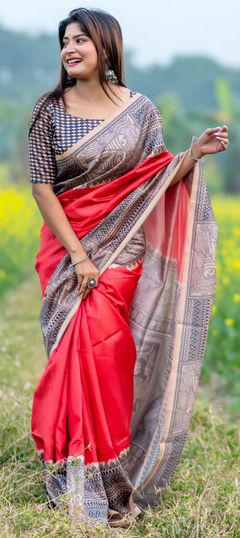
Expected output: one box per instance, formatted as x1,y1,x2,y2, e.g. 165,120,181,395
0,186,239,536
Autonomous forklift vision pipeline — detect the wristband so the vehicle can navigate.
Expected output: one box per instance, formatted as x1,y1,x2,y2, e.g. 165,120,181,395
189,136,205,162
71,254,89,267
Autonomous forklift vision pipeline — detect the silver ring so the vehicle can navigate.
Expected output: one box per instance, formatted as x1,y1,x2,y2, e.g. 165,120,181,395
87,277,97,289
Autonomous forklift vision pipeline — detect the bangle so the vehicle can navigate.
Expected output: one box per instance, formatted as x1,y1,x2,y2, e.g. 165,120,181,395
70,254,89,267
189,136,205,163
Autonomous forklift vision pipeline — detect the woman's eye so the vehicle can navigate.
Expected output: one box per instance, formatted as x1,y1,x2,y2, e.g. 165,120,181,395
62,39,85,48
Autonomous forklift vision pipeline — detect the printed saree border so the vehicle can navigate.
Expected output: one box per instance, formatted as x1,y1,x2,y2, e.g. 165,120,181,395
38,444,131,469
136,160,200,492
55,92,143,162
48,152,188,357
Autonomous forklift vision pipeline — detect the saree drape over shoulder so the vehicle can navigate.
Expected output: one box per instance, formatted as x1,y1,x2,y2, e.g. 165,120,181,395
31,92,218,524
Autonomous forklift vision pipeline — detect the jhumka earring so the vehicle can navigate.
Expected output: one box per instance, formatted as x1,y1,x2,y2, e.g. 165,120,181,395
104,63,118,84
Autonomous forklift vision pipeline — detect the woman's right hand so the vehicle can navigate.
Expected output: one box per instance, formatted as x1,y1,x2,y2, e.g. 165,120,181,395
73,257,99,299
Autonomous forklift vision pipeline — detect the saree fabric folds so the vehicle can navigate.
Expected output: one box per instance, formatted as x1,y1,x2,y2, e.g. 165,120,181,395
31,92,218,524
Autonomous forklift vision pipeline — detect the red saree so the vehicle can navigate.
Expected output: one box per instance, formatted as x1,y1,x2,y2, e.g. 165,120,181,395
31,92,218,524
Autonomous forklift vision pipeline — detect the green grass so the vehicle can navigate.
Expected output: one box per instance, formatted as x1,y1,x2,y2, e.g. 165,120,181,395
0,275,240,537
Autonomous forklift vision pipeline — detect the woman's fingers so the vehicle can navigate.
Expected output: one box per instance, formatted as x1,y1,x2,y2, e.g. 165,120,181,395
215,136,229,144
205,126,228,137
78,276,89,295
77,273,87,295
77,273,99,298
215,131,228,137
77,274,83,294
73,259,99,298
198,125,229,155
206,127,221,134
215,133,228,141
82,288,91,300
213,126,229,152
215,137,229,151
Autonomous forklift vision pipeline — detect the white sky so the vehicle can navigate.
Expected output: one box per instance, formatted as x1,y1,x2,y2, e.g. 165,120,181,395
0,0,239,68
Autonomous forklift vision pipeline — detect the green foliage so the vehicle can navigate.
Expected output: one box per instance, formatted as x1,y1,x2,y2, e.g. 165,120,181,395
0,100,30,182
201,196,240,415
216,79,234,120
0,25,59,100
1,25,240,191
215,78,240,193
1,22,240,110
156,81,240,194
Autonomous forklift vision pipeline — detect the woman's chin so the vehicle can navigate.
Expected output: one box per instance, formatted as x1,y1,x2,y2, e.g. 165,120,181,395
67,68,84,77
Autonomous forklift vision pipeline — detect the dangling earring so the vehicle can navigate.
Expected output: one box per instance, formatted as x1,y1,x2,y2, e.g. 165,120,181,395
104,62,118,84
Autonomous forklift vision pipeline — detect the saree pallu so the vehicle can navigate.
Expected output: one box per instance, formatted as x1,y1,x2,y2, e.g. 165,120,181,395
31,92,218,524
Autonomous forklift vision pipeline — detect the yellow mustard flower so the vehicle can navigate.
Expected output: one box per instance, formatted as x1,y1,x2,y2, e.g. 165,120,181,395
225,319,234,326
233,261,240,271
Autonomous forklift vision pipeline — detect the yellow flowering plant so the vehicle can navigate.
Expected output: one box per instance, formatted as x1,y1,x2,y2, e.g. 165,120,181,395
202,195,240,414
0,186,42,295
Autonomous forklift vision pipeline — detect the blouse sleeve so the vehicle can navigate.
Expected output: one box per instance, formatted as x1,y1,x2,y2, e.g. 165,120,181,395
28,97,56,184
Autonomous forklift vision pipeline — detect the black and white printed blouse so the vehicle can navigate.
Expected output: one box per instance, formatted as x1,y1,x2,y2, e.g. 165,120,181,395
28,89,137,186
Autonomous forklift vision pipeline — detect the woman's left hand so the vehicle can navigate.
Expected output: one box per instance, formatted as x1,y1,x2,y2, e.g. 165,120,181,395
192,125,229,159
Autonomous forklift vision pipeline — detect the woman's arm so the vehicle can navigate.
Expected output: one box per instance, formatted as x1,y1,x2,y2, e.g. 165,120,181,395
169,125,229,186
32,183,99,297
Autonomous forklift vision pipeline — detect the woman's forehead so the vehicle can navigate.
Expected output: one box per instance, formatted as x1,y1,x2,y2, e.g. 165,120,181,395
63,22,85,39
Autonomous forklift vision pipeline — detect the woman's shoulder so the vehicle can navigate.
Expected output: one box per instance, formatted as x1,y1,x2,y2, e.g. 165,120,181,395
131,90,161,117
111,85,154,108
30,92,57,123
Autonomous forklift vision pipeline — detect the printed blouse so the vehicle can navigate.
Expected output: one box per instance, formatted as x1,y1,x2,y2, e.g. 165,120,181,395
28,89,137,185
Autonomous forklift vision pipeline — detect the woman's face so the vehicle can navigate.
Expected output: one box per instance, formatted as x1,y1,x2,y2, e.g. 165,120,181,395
61,22,99,81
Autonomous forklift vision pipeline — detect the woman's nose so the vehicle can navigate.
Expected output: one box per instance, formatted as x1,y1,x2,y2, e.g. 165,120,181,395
63,42,76,54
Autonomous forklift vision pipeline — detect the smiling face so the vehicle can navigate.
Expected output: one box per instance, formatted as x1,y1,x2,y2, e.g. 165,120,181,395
61,22,100,81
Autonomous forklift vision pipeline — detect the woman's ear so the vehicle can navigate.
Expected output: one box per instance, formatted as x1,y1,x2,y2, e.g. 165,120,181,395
103,49,108,61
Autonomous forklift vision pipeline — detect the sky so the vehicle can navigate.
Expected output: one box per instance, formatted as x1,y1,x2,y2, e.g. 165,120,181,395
0,0,239,68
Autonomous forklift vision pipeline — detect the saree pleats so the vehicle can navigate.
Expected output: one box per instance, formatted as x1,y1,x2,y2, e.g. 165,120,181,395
31,93,218,524
32,264,142,464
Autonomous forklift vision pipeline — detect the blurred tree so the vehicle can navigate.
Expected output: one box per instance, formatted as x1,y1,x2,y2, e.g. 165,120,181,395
0,25,240,191
0,25,59,99
1,25,240,109
215,79,240,194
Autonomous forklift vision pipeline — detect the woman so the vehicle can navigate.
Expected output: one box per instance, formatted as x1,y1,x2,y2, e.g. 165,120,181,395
29,7,228,527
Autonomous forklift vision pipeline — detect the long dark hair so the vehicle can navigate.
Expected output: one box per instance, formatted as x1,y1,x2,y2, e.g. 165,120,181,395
29,7,126,133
